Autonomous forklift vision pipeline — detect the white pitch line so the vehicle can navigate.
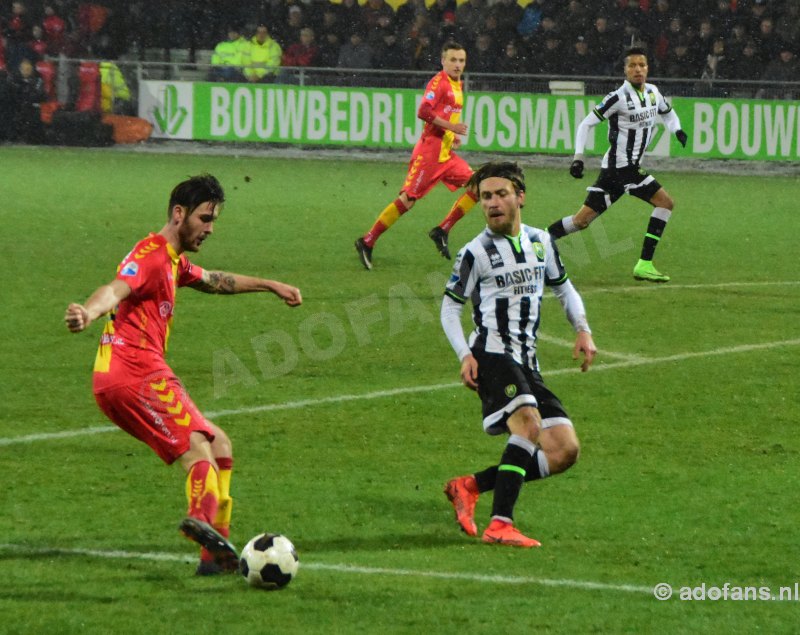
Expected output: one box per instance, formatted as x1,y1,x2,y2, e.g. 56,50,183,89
576,279,800,297
2,337,800,447
205,336,800,419
537,332,647,362
0,425,118,447
0,543,652,595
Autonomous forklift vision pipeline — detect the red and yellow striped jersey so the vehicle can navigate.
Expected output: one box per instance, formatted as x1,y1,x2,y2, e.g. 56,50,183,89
416,70,464,163
93,233,204,391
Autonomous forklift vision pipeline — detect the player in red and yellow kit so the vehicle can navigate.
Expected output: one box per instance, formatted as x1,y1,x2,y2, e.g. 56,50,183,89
355,41,478,270
64,174,302,575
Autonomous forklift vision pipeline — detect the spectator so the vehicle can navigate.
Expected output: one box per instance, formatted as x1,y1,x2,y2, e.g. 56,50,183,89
395,0,425,33
0,69,14,141
454,0,488,46
316,32,342,68
316,8,342,67
700,37,734,91
728,39,763,80
775,3,800,47
374,32,407,70
538,33,565,75
587,16,619,75
428,0,457,26
744,0,771,37
516,0,543,40
336,0,362,40
409,34,439,71
275,5,305,49
99,60,132,114
435,11,464,51
4,1,33,71
282,27,318,67
646,0,673,44
469,33,499,74
691,19,716,61
663,37,704,78
8,58,46,143
614,0,647,44
210,26,249,82
245,23,282,82
405,21,438,71
28,25,47,60
726,22,750,58
488,0,523,38
558,1,591,43
752,17,784,66
758,44,800,98
535,15,561,50
337,31,373,69
569,35,597,76
362,0,395,48
709,0,738,40
41,4,67,55
496,40,524,74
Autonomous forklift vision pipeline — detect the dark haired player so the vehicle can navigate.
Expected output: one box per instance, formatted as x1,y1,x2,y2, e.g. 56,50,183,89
65,174,302,574
441,161,596,547
548,47,689,282
355,41,478,269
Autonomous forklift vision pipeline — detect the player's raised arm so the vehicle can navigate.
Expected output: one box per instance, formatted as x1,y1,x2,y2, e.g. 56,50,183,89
189,269,302,306
65,279,131,332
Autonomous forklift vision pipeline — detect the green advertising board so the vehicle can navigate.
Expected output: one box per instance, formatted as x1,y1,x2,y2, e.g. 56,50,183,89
139,81,799,161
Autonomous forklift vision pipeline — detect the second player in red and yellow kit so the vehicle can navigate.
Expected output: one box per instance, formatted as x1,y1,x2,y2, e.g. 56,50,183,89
355,41,478,270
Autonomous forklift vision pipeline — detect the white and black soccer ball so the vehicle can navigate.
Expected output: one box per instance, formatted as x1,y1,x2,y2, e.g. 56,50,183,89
239,533,299,590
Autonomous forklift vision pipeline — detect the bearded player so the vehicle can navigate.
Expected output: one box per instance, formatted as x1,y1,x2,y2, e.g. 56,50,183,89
65,174,302,575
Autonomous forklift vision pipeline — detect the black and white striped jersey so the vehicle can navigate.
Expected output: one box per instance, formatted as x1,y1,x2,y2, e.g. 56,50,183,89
444,225,568,371
576,80,681,169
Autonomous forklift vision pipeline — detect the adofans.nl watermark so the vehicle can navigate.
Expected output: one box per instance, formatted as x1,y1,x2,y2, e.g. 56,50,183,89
654,582,800,601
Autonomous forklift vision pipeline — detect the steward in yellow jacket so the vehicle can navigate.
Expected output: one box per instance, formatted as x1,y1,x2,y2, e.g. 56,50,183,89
99,61,131,113
245,24,282,82
210,27,250,82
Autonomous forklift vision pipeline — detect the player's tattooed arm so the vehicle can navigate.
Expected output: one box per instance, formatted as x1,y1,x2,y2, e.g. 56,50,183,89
190,270,302,305
190,270,238,294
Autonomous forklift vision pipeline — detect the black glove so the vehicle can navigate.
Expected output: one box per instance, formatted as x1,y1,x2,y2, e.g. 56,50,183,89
676,129,688,147
569,159,584,179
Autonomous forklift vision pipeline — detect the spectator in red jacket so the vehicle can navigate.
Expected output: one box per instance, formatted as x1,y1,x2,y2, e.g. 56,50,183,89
282,27,319,67
42,4,67,55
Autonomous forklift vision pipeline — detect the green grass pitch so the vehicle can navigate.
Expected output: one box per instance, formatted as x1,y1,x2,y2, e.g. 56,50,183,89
1,145,798,633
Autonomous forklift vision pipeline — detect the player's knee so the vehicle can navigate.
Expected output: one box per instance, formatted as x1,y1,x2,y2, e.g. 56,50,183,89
210,424,233,458
653,191,674,210
573,207,597,230
561,438,580,468
514,407,542,442
550,438,580,473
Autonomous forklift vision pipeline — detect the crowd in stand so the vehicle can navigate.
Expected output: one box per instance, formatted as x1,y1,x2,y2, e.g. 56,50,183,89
1,0,799,82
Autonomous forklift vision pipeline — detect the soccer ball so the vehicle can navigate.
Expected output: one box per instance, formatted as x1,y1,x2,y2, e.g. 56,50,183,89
239,533,299,590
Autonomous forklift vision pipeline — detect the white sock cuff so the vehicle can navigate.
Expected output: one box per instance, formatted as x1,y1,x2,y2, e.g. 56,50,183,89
652,207,672,223
562,215,578,234
509,434,536,455
536,449,551,478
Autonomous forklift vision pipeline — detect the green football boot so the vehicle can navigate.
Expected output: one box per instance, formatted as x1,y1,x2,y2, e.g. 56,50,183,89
633,259,670,283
